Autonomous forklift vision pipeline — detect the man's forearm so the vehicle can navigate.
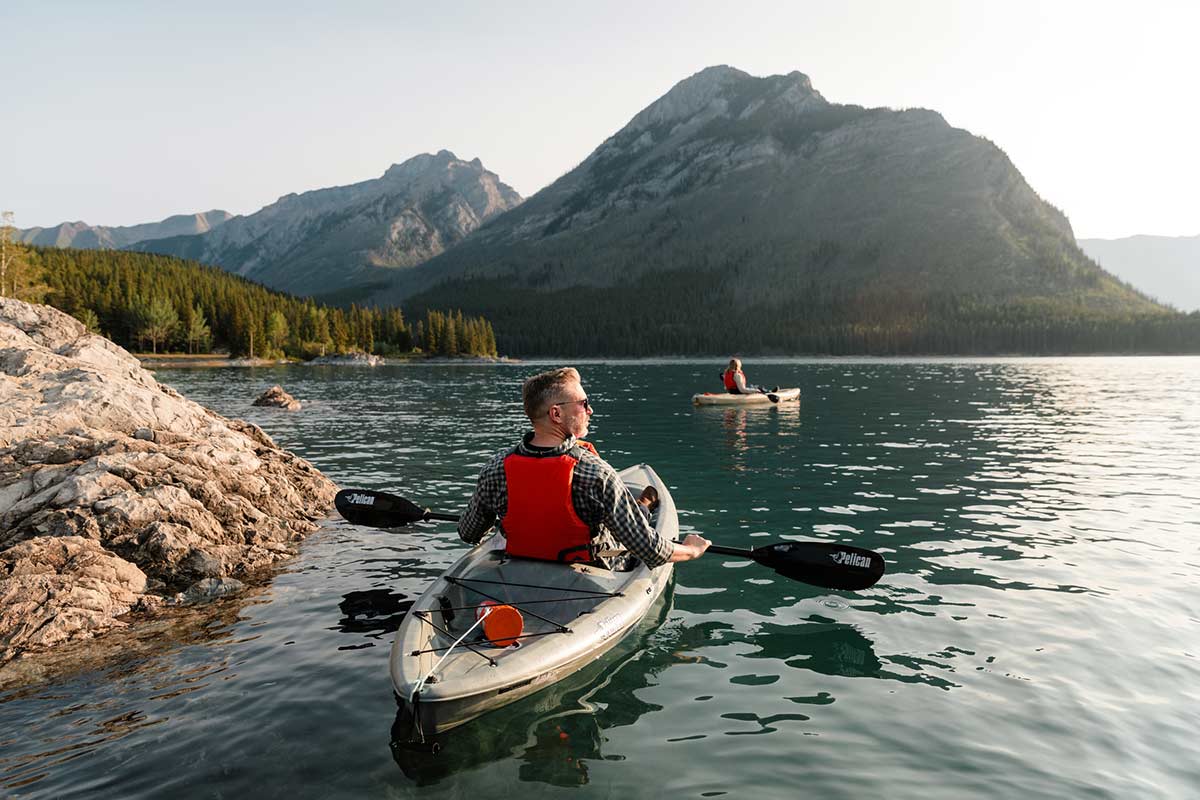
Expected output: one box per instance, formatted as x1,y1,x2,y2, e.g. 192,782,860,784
457,498,495,544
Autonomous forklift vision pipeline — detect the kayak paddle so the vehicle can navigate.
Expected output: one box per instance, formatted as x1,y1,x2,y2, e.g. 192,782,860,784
704,541,883,591
336,488,885,591
335,489,459,528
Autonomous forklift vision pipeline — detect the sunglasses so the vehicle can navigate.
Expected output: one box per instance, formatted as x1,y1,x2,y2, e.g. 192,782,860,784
551,397,591,411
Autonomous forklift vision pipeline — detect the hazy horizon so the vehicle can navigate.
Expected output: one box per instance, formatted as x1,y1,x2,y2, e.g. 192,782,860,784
4,1,1197,239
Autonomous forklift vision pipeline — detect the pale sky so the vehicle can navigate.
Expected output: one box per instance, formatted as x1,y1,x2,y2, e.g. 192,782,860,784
3,0,1197,239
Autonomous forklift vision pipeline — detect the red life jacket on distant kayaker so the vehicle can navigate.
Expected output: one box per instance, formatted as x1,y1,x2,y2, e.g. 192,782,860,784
723,368,745,394
501,447,594,563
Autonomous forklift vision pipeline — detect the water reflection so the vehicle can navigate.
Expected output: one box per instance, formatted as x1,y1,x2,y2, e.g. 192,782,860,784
700,401,805,474
0,595,254,794
334,589,413,638
721,409,748,472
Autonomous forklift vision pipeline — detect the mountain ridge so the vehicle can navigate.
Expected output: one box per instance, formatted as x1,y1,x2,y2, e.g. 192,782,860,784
127,150,523,297
17,210,233,250
1078,234,1200,312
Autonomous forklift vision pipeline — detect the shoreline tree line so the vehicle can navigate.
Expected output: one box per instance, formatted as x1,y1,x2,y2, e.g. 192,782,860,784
4,242,498,359
406,269,1200,356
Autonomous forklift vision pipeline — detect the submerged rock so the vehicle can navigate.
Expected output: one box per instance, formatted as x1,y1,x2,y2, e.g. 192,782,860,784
0,298,337,666
172,576,246,604
253,384,302,410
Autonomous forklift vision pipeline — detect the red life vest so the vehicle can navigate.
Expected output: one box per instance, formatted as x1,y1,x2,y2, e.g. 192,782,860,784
723,368,744,393
501,449,594,562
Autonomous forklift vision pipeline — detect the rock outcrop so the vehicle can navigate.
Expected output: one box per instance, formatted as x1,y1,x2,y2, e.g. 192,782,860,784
0,298,336,664
253,385,302,410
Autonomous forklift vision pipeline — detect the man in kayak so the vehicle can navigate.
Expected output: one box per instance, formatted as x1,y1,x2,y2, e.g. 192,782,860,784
722,357,769,394
458,367,710,568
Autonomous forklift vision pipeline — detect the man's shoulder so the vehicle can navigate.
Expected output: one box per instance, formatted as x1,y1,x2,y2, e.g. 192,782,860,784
571,447,620,478
480,444,518,471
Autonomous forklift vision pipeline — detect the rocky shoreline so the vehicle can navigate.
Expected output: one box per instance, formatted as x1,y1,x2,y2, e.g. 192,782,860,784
0,299,337,675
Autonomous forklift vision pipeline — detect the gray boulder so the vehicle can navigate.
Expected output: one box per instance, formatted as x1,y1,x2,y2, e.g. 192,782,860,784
0,298,337,665
253,385,302,410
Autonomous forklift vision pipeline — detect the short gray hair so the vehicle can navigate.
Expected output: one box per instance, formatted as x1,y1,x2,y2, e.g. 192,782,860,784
522,367,581,419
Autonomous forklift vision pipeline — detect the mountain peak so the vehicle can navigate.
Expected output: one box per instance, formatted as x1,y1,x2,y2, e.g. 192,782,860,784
626,65,748,131
624,65,826,135
383,150,465,180
132,153,522,297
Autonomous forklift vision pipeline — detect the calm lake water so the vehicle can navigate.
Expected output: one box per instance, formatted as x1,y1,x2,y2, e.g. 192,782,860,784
3,358,1199,799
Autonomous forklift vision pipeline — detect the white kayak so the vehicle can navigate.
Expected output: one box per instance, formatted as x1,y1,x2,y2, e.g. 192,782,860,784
390,463,676,738
692,387,801,406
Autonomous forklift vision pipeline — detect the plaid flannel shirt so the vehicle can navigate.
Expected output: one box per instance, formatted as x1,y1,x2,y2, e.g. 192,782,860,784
458,433,674,569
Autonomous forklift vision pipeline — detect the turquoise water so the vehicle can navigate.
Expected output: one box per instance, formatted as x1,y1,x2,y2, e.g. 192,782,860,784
3,358,1199,798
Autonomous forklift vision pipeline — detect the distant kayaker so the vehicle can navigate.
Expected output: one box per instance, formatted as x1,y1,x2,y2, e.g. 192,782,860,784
722,357,768,394
458,367,710,567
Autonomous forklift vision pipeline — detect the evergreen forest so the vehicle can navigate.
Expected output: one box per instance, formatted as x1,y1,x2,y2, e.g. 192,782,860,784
22,247,498,359
407,268,1200,356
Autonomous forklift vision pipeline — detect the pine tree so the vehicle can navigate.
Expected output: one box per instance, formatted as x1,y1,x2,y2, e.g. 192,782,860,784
443,314,459,356
139,297,180,354
186,304,211,353
265,310,289,354
74,307,102,335
0,211,48,300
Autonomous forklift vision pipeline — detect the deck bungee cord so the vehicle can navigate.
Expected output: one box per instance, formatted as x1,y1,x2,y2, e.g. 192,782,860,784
407,577,625,656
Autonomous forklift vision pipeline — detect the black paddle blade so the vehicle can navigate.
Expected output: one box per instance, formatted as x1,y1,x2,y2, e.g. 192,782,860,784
752,542,885,591
335,489,429,528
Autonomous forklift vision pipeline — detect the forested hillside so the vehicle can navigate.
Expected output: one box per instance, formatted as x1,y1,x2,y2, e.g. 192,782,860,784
408,270,1199,356
27,247,498,359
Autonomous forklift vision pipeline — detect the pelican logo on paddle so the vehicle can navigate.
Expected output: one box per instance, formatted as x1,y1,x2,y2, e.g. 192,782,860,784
830,551,872,569
346,493,376,506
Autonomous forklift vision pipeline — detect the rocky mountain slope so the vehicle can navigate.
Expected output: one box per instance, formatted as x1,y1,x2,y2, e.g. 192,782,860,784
18,211,232,249
378,66,1165,354
130,151,523,298
1078,234,1200,312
